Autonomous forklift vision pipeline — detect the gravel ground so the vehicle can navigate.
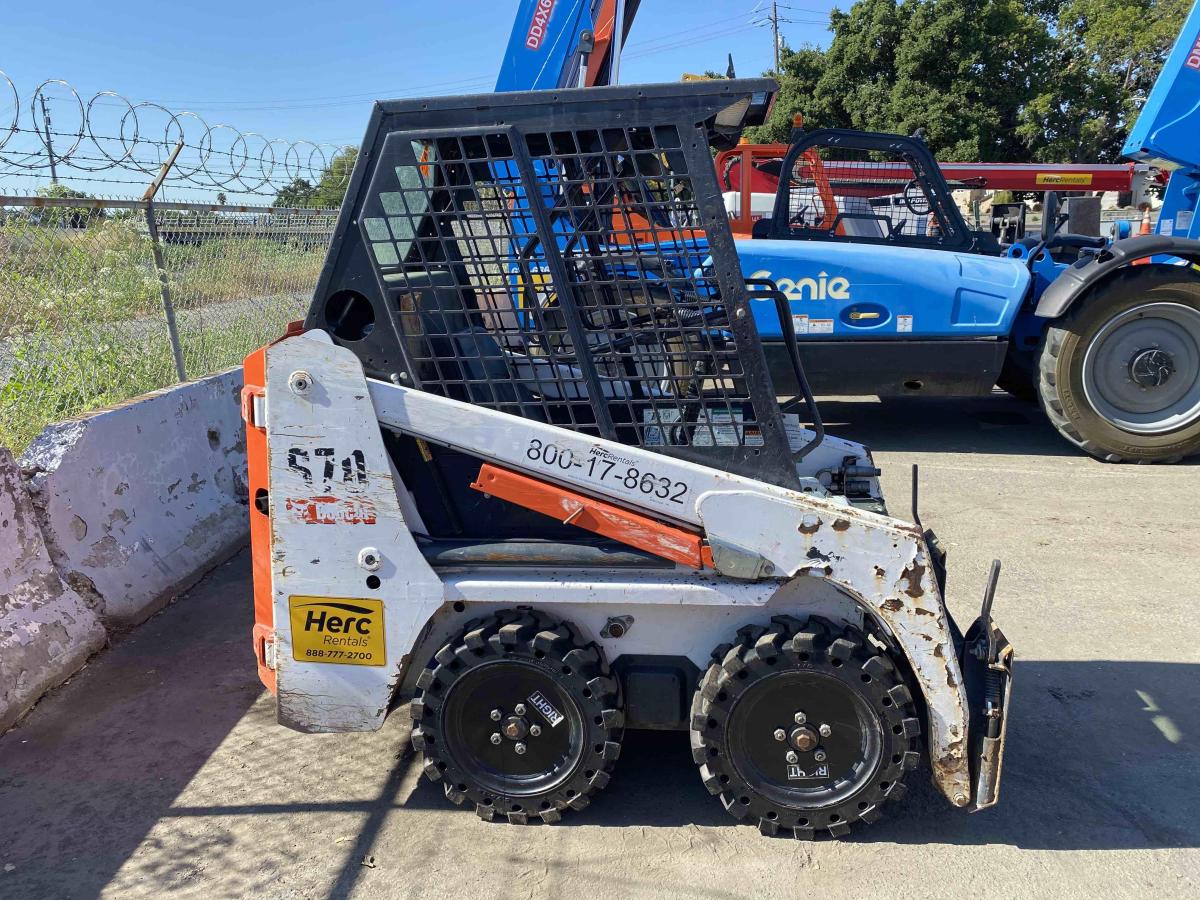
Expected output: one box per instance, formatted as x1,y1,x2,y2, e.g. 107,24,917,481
0,393,1197,899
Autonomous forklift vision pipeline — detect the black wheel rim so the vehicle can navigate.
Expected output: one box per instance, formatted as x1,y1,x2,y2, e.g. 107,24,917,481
441,659,584,797
726,670,883,808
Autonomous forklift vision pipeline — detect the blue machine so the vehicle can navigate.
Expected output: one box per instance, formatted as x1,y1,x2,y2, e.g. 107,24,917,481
490,0,1200,461
731,3,1200,462
1124,0,1200,243
495,0,637,92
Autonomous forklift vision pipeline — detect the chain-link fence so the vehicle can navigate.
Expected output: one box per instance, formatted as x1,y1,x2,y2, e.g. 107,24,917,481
0,194,337,451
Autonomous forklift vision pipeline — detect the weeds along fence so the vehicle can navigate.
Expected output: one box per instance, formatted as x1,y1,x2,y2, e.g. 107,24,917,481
0,194,338,451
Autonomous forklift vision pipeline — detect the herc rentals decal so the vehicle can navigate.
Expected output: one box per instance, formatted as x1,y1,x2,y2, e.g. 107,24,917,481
1035,173,1093,186
525,0,557,50
288,596,385,666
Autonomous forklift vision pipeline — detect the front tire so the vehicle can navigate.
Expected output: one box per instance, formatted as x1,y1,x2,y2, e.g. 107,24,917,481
690,616,921,839
1038,266,1200,462
411,611,623,824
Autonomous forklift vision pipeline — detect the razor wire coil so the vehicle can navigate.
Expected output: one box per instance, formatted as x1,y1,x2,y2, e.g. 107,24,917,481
0,72,353,195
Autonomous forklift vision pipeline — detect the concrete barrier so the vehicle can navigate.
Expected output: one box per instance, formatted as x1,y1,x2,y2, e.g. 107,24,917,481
0,447,107,733
20,369,250,627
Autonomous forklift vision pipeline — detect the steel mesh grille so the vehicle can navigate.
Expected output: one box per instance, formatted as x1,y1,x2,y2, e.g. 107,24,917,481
361,125,765,452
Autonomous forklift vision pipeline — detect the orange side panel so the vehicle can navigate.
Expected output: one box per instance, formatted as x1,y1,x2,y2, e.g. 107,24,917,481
471,463,712,569
242,343,276,694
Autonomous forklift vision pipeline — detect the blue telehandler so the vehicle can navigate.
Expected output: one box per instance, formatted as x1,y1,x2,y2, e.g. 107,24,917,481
497,0,1200,462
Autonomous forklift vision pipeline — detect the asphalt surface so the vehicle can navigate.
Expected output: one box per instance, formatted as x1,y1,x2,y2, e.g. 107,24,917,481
1,393,1197,899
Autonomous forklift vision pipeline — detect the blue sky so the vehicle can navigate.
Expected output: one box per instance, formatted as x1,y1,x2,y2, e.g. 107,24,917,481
0,1,837,199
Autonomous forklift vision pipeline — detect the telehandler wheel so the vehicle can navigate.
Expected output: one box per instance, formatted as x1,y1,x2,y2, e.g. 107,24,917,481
410,610,623,824
690,616,921,839
1038,266,1200,462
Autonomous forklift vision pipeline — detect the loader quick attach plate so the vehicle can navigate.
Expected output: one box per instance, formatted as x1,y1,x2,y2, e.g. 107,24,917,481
306,79,802,490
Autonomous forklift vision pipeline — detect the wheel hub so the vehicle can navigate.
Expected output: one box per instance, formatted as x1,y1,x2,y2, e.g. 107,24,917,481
441,660,583,796
727,670,882,807
788,725,819,752
1081,301,1200,434
1129,347,1175,388
502,715,529,741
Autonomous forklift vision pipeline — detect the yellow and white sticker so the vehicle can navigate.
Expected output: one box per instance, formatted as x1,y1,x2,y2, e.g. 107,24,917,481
288,596,385,666
1035,173,1093,186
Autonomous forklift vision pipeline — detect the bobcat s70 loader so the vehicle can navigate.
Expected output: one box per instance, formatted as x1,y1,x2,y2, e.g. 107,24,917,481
242,80,1013,839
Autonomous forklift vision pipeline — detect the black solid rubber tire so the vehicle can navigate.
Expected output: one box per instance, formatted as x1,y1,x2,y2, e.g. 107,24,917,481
1037,265,1200,463
689,615,921,839
410,610,623,824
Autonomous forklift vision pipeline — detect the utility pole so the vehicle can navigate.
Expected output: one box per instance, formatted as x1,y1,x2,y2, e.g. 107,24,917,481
40,95,58,184
753,2,790,72
771,1,780,72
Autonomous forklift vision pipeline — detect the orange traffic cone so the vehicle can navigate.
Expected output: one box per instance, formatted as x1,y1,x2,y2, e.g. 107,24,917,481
1132,207,1153,265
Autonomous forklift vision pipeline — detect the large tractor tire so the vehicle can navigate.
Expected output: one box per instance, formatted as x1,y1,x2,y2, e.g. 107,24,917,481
411,610,623,824
690,615,921,839
1037,266,1200,462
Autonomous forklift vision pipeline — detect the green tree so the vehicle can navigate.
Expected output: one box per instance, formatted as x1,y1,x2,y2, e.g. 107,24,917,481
1019,0,1190,160
744,45,832,142
273,147,358,210
274,178,317,209
889,0,1054,160
32,183,104,228
750,0,1190,162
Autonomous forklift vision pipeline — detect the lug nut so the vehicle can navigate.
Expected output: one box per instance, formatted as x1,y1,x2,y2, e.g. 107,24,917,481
514,703,526,715
814,750,827,762
489,709,502,721
773,728,787,742
514,742,527,755
530,725,542,737
489,733,502,745
793,712,807,725
818,723,832,737
785,751,798,764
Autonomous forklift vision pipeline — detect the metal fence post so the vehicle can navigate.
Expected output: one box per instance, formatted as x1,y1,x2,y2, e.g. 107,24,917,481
144,200,187,382
142,141,187,382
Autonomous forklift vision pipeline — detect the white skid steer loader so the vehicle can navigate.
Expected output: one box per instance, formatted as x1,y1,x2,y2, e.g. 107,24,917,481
242,80,1013,838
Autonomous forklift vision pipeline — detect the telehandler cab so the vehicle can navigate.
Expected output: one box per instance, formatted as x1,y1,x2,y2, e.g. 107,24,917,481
243,80,1012,839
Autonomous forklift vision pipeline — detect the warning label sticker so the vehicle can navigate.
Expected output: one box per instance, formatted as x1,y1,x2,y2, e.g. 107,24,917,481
644,407,762,447
897,314,913,333
808,318,834,334
289,596,386,666
792,314,810,335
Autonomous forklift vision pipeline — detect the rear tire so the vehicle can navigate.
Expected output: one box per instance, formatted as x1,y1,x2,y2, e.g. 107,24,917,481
411,610,623,824
1037,266,1200,462
690,615,921,839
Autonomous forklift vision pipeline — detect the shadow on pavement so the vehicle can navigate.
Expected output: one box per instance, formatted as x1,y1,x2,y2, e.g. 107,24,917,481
811,393,1077,457
0,551,262,899
398,658,1199,850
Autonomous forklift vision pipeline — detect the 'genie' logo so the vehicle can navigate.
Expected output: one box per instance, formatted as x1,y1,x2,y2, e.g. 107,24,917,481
525,0,557,50
749,268,852,302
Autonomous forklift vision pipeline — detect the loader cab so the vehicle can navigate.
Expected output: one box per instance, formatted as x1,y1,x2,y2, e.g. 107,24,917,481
756,128,1000,255
736,128,1029,396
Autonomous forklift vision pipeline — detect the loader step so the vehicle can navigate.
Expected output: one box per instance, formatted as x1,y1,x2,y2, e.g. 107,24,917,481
416,538,674,569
